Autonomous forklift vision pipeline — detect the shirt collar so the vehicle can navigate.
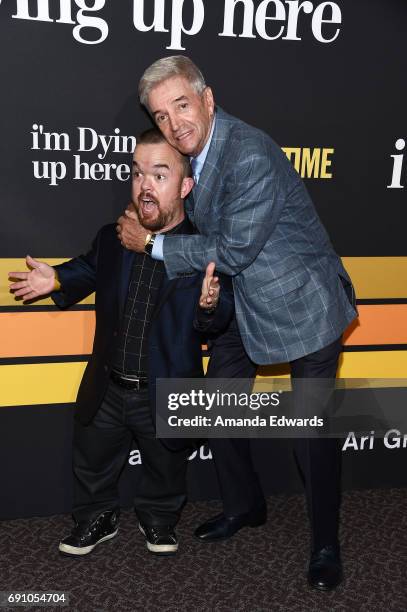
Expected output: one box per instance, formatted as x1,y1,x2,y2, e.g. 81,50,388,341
190,112,216,180
163,217,190,236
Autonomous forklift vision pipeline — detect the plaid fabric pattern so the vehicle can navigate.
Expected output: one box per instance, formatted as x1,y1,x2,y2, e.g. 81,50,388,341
162,107,357,365
113,254,165,377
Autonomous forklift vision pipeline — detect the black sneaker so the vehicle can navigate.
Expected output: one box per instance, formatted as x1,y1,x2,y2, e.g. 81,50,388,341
59,510,119,556
138,523,178,555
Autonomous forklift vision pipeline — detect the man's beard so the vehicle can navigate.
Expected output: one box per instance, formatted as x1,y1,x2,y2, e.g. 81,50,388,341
134,199,172,232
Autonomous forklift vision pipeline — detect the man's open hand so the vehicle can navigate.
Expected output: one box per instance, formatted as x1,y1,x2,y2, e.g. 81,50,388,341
116,203,148,252
199,262,220,310
8,255,56,301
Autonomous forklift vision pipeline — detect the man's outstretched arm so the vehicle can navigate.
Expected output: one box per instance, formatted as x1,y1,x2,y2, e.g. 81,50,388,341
9,232,101,307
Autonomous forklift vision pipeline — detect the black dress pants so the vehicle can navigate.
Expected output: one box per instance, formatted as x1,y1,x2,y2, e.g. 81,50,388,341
72,380,188,527
207,316,342,550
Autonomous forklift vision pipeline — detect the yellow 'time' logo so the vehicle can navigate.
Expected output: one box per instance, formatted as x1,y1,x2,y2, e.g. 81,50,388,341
282,147,334,179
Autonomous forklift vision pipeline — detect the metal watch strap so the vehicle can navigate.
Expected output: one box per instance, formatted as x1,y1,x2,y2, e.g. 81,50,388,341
144,233,156,256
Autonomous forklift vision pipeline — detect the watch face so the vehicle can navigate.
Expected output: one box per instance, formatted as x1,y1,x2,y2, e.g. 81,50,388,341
144,234,155,256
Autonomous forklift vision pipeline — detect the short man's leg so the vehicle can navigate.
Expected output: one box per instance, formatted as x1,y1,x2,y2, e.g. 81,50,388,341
60,381,132,555
125,387,188,554
72,382,132,524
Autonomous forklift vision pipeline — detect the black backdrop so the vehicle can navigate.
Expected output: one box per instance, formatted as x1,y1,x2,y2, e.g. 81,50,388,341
1,0,406,256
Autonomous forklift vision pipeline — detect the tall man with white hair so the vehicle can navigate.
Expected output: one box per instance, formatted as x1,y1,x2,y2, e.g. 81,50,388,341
117,56,357,590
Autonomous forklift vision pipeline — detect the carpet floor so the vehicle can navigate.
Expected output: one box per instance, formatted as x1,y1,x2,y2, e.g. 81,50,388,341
2,488,407,612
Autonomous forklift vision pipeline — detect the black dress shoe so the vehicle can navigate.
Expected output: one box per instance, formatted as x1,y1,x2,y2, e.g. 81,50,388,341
308,544,343,591
59,510,119,556
194,506,267,542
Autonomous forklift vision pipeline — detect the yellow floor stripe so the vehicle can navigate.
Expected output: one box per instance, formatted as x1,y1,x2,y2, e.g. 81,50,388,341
1,352,406,408
2,257,407,307
2,259,95,306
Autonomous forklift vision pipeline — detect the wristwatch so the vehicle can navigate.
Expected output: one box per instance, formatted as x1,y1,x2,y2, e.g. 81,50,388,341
144,233,156,256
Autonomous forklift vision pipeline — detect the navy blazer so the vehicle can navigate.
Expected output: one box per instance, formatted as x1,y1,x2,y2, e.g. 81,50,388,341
52,220,233,427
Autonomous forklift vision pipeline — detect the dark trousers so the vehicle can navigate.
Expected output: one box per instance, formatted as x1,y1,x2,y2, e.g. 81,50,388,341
72,380,188,527
207,316,342,550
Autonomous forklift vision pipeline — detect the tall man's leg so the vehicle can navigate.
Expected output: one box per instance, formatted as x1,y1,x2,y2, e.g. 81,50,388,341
195,316,266,541
290,335,343,591
195,321,343,590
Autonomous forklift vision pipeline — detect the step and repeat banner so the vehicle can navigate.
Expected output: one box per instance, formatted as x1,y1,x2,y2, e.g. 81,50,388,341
1,0,407,518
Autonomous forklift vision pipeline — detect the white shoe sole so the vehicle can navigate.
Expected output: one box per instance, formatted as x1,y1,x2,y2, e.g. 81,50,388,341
58,529,118,556
138,524,178,554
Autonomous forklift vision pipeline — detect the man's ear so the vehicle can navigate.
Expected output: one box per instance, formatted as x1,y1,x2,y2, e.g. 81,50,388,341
181,177,195,199
204,86,215,116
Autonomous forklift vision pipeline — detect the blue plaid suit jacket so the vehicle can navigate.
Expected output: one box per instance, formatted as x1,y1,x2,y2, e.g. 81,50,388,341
163,107,357,365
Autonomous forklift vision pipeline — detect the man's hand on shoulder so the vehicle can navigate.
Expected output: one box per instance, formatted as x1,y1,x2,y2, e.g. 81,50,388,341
8,255,57,301
116,203,148,253
199,262,220,311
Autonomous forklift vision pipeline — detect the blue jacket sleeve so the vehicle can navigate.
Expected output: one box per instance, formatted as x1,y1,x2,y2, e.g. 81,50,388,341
51,231,100,309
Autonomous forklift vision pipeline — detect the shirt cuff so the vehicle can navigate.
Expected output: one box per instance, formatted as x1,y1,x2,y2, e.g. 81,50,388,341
151,234,164,260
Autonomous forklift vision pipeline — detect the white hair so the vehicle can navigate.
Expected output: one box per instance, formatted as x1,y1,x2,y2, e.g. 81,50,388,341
139,55,207,110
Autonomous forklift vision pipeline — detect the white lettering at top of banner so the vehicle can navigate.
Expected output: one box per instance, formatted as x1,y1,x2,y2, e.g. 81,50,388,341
2,0,342,50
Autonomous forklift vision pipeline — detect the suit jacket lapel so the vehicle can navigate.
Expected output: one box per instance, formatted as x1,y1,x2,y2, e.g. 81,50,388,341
192,108,229,225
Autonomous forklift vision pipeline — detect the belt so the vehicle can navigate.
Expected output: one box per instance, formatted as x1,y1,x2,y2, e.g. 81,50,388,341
110,369,148,390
